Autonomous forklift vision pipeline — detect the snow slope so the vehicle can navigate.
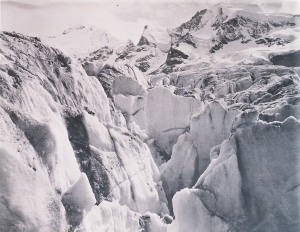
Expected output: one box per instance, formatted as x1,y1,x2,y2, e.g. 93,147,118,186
138,25,171,53
43,25,121,58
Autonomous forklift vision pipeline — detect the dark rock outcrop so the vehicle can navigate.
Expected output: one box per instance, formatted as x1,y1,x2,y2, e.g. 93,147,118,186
270,51,300,67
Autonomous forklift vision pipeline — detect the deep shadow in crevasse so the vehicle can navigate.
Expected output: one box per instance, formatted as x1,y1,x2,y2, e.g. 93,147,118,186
65,113,111,205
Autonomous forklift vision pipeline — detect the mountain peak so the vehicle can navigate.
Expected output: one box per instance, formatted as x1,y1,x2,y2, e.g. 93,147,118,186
137,26,171,52
62,25,86,35
179,9,207,31
43,25,120,58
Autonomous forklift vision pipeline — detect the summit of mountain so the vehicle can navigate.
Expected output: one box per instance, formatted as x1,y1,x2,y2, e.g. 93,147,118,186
43,25,121,59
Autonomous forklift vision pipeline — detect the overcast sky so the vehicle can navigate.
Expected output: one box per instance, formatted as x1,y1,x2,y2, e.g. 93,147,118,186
1,0,299,43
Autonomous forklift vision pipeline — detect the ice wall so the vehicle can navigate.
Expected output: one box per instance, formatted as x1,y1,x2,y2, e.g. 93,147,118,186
110,71,149,137
0,31,168,231
114,94,146,127
0,108,67,231
146,86,203,155
81,112,168,214
168,106,300,231
160,101,240,211
98,63,149,98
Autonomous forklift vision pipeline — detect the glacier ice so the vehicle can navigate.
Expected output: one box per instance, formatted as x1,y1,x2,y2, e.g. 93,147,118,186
169,110,300,231
112,76,147,96
62,173,96,228
146,86,203,155
1,3,300,231
168,189,230,232
160,101,240,210
114,94,147,130
80,201,140,232
0,108,67,231
0,31,169,231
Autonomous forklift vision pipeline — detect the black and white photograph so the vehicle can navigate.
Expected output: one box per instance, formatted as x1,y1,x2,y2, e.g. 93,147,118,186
0,0,300,231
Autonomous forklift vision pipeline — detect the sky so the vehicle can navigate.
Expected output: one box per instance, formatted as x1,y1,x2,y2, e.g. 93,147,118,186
1,0,299,43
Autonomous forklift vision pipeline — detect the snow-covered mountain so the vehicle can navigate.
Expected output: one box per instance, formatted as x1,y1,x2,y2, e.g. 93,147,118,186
1,2,300,232
153,3,299,73
138,25,171,53
43,25,121,59
77,3,299,79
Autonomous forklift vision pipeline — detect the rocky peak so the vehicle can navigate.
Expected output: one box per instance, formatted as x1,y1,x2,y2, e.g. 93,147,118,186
124,39,135,52
2,31,41,43
62,25,86,35
137,25,171,53
211,7,227,29
137,25,152,47
115,39,136,61
176,9,208,33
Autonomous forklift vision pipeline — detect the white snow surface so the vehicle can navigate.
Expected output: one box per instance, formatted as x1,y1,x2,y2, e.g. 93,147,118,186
62,173,96,215
168,188,229,232
142,26,171,53
43,25,120,58
81,201,140,232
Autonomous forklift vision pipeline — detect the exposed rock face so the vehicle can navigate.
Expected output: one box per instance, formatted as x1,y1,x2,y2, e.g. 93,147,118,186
255,36,292,46
81,46,113,76
138,25,171,53
38,5,298,77
270,50,300,67
165,47,189,65
171,4,295,50
115,40,136,62
141,4,298,74
172,9,208,35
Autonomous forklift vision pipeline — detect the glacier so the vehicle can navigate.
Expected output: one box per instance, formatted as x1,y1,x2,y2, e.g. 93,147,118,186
0,31,168,231
1,2,300,232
